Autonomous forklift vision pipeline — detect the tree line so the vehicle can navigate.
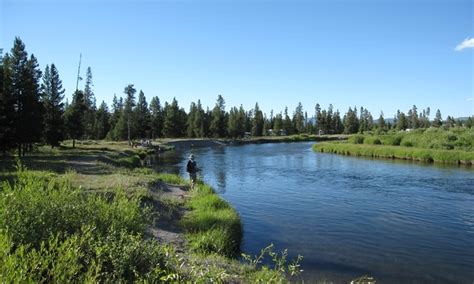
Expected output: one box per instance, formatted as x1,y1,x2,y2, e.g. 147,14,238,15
1,37,473,154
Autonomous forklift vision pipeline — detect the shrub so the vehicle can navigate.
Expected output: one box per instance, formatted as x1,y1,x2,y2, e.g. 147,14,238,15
348,135,365,144
0,167,178,282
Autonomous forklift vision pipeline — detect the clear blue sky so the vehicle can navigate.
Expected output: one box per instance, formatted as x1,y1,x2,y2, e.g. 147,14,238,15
1,0,473,118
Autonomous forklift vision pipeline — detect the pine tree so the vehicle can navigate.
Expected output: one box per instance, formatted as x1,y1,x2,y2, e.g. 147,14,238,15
187,102,197,138
432,109,442,128
283,107,293,135
252,102,264,136
134,90,150,138
0,53,16,153
343,107,359,134
210,95,227,138
315,103,322,133
193,100,206,138
95,101,110,139
163,98,182,138
293,102,305,134
377,111,386,133
333,110,343,134
273,113,283,134
65,90,86,148
41,64,65,147
410,105,419,129
107,94,122,140
83,67,96,139
113,84,136,142
396,110,408,130
149,96,163,139
5,38,43,155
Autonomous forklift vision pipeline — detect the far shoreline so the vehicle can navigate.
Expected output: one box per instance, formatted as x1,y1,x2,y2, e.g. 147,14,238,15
160,134,348,149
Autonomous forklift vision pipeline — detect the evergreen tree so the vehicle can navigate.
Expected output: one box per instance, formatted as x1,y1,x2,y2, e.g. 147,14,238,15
315,103,322,132
5,38,43,155
113,84,136,142
293,102,305,134
149,96,163,139
83,67,97,139
377,111,386,133
396,110,408,130
409,105,419,129
107,94,122,140
227,106,238,138
187,102,197,138
273,113,283,135
0,53,16,153
95,101,110,139
251,102,264,136
445,116,456,128
134,90,151,138
193,100,206,138
283,107,293,135
41,64,65,147
210,95,227,138
65,90,86,148
163,98,182,137
326,104,334,133
432,109,442,128
263,114,272,135
343,107,359,134
333,110,343,134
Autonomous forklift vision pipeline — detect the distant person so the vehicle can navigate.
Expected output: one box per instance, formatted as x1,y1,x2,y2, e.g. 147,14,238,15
186,154,198,190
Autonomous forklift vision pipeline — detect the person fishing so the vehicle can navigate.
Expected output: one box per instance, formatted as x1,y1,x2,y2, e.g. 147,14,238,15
186,154,198,190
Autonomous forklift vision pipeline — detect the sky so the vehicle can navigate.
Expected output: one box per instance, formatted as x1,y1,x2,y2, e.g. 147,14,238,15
1,0,473,118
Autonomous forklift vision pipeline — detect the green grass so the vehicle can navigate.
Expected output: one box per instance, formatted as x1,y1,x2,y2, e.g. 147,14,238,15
313,142,474,165
314,128,474,165
181,183,242,258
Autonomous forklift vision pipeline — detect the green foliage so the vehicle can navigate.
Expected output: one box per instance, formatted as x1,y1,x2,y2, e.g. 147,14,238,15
348,134,365,144
181,184,242,257
241,244,304,282
157,173,187,186
314,140,474,165
0,166,179,282
42,64,65,147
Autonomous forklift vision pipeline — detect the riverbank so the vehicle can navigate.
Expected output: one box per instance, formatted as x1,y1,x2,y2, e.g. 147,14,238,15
313,128,474,165
313,142,474,165
162,134,348,149
0,143,302,282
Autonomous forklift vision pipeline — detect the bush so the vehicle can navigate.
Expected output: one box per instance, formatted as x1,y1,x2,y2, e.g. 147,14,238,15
400,140,414,147
348,135,365,144
0,167,178,282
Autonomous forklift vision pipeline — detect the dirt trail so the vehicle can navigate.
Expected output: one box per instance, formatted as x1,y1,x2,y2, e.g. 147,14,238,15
147,181,190,252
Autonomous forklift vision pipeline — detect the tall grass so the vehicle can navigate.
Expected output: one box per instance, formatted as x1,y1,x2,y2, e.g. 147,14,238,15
181,183,242,257
0,166,179,282
314,128,474,165
313,142,474,165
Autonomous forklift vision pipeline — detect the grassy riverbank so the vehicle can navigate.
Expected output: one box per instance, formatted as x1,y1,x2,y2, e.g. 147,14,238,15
0,142,302,282
313,128,474,165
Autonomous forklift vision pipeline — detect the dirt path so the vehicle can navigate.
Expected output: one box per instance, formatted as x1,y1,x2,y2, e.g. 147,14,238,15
147,181,190,252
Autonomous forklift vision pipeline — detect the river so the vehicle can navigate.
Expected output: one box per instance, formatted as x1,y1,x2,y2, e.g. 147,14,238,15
153,142,474,283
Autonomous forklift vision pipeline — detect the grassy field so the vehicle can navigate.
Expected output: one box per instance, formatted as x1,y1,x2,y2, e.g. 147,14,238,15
313,127,474,165
0,141,303,282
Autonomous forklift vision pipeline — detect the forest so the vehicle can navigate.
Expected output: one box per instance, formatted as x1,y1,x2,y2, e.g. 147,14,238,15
1,37,473,155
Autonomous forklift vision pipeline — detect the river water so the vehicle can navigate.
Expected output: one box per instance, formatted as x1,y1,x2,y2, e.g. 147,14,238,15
153,142,474,283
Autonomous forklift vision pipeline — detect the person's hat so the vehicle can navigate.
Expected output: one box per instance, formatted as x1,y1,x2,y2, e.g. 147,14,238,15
189,154,194,160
